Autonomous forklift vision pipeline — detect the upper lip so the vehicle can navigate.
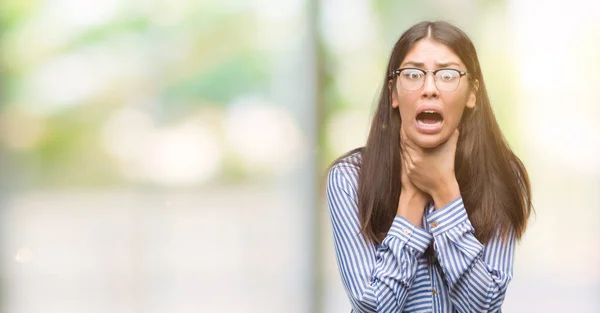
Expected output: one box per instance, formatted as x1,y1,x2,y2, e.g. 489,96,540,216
415,105,444,120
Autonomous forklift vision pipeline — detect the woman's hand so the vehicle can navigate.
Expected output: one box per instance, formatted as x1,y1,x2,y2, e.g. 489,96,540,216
400,126,461,209
397,141,430,227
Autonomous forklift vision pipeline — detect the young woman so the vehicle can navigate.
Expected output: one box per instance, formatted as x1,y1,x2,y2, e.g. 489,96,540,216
326,21,532,313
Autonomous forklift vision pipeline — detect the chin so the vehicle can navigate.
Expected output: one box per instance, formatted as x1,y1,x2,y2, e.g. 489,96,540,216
408,126,453,148
412,134,446,148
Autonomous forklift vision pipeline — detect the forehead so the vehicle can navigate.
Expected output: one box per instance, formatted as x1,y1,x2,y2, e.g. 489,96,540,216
401,39,464,68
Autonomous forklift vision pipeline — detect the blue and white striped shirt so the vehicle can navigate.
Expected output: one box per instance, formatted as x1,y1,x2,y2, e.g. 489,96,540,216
326,151,515,313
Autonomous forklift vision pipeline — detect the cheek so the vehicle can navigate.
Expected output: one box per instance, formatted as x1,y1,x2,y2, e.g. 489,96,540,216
397,92,419,116
442,94,469,123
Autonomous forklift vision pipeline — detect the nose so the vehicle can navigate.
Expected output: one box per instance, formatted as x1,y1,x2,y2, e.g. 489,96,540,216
421,72,439,98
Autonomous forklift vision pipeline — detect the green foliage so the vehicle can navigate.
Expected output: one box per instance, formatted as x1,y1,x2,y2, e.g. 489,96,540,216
164,52,268,105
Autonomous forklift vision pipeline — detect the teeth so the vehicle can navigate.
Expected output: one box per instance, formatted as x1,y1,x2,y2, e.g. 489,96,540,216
423,110,438,114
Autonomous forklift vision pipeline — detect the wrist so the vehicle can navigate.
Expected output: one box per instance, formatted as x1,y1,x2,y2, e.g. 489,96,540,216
399,189,428,207
397,191,427,227
431,178,460,210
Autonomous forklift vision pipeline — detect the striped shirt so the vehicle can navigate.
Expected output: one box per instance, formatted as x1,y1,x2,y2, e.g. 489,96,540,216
326,151,515,313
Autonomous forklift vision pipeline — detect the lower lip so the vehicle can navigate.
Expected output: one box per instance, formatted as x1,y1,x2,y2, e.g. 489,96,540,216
415,119,443,133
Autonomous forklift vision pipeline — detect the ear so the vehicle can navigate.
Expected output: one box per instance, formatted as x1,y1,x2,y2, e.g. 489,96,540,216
388,80,399,109
466,79,479,109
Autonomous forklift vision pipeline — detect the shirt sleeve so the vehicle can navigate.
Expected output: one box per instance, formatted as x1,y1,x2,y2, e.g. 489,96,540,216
426,196,516,313
326,165,433,313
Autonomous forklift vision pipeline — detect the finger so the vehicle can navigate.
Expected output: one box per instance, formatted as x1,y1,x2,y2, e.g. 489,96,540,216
451,128,460,141
402,139,419,160
400,140,411,163
400,125,409,145
400,148,411,184
399,135,408,163
401,150,408,176
399,129,415,159
399,127,405,148
400,125,407,146
400,124,406,139
400,126,422,152
401,144,416,174
447,128,460,147
400,126,422,164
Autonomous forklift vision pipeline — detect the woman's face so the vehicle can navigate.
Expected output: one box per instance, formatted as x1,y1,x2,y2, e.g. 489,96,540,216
390,38,478,148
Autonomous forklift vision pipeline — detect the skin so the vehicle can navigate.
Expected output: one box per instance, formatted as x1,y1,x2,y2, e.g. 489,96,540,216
390,38,479,227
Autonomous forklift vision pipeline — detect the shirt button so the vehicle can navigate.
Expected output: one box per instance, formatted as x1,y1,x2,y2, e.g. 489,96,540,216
432,289,437,295
431,222,438,228
404,229,411,235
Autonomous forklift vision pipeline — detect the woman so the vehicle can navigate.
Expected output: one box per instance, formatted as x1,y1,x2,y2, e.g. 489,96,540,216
326,21,532,313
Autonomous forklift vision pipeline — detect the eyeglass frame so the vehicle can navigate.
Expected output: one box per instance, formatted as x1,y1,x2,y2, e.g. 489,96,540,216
387,67,470,92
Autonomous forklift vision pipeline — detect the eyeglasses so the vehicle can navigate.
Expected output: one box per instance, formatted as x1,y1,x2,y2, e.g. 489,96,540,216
388,68,469,92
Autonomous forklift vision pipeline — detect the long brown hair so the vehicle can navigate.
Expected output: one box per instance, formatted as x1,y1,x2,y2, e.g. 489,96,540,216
332,21,532,245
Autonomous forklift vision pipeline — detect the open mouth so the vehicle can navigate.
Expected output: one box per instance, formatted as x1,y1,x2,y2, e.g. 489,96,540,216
416,110,443,127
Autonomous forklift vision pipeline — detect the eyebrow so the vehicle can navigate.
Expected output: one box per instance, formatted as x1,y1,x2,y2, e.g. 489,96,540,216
401,61,462,68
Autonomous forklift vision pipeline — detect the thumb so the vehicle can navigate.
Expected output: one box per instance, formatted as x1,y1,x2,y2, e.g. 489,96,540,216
449,128,460,147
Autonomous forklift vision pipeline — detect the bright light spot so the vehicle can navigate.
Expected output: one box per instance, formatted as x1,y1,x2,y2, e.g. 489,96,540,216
253,0,303,49
102,109,222,185
21,35,148,115
225,97,305,173
0,109,47,150
25,51,115,113
321,0,376,52
326,110,370,157
51,0,121,30
15,247,33,263
102,108,155,161
152,0,193,27
254,0,302,23
133,123,221,185
511,0,600,176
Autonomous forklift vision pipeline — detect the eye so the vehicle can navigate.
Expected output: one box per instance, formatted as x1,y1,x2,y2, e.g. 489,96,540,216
437,70,459,81
402,69,423,81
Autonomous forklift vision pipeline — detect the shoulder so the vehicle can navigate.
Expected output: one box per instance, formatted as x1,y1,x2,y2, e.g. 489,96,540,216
327,150,362,195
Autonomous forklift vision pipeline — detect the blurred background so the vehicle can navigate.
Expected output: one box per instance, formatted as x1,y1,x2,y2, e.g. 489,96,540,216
0,0,599,312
